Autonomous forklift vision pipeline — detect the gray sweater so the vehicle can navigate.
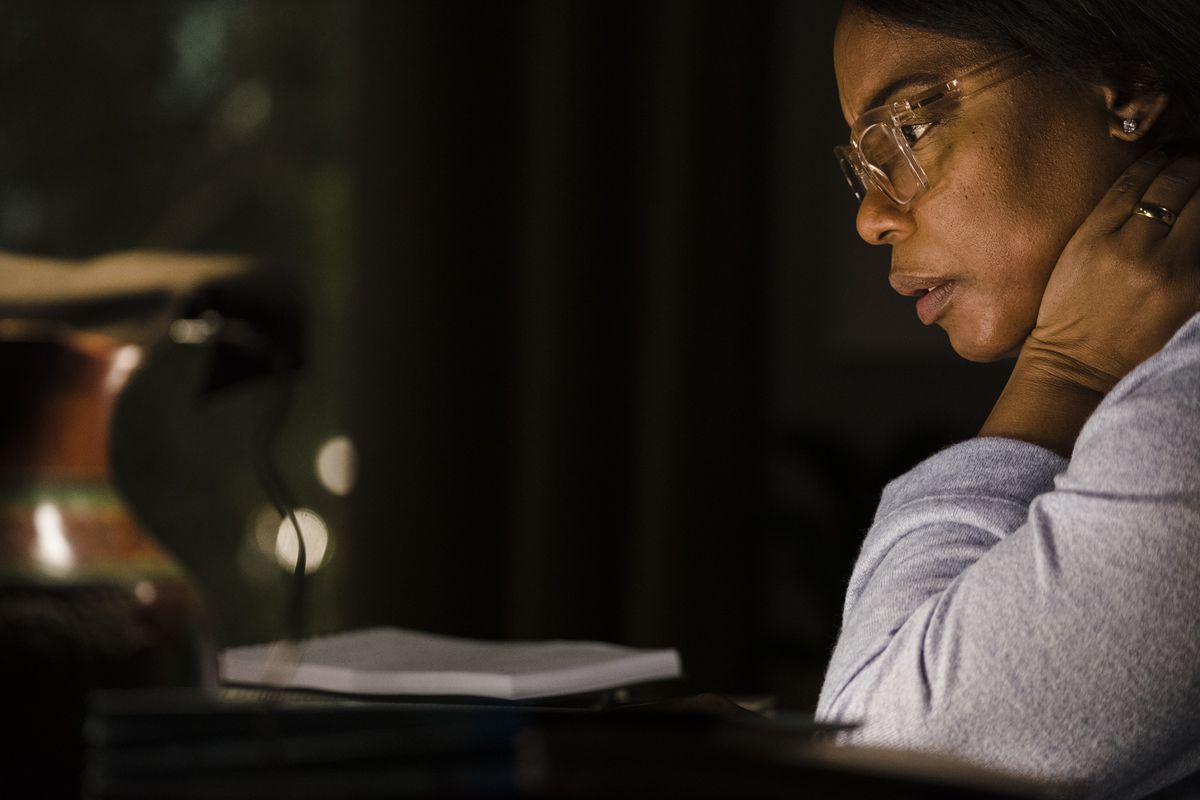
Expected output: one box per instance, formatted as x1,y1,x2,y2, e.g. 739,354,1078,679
815,311,1200,800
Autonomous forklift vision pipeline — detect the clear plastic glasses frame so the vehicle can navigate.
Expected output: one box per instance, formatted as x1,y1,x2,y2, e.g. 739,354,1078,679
835,50,1034,206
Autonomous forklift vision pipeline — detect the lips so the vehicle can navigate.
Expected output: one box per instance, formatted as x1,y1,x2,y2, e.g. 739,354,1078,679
888,273,957,325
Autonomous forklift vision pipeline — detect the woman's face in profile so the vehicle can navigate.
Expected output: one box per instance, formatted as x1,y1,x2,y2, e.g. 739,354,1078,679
834,4,1135,361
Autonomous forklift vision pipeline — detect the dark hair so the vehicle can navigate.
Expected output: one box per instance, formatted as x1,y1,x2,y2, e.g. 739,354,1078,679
852,0,1200,135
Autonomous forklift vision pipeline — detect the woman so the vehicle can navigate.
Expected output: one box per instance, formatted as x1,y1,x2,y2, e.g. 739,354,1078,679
817,1,1200,798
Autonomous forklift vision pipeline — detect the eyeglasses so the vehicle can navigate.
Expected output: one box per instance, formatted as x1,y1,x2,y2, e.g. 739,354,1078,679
835,51,1035,206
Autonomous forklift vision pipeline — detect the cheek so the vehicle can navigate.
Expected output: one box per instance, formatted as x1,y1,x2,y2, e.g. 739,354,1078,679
907,88,1122,361
929,154,1063,294
917,158,1068,359
960,209,1061,357
983,137,1073,267
987,106,1119,276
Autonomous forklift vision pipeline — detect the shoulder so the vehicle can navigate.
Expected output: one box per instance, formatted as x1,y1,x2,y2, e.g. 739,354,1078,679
1065,312,1200,494
1103,311,1200,406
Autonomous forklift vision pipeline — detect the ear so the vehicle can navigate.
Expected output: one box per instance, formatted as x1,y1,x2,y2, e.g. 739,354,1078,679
1101,84,1171,141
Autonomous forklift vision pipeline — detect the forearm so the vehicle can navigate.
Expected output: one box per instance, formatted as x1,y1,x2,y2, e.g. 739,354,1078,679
817,437,1064,721
818,315,1200,796
979,347,1111,458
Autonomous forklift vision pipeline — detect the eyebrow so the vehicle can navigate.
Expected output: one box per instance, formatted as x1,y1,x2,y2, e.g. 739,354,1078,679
858,72,941,118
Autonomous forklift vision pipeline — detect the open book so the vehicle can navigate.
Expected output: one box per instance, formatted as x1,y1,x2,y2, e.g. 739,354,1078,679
219,627,683,700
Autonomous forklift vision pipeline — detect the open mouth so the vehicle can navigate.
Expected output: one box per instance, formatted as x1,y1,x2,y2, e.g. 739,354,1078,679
889,272,952,298
914,281,955,325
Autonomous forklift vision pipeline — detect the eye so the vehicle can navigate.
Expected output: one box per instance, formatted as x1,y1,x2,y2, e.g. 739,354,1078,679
900,121,935,146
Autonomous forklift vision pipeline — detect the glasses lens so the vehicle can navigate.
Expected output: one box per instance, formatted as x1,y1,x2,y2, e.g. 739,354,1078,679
858,124,924,204
835,148,867,203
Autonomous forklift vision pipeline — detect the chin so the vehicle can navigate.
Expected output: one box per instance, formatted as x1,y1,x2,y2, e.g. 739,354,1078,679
943,326,1023,363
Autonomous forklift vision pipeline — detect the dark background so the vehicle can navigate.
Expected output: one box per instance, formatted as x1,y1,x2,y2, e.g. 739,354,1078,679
3,0,1011,709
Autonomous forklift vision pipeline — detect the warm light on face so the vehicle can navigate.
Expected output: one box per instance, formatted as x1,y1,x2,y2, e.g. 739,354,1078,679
834,8,1129,362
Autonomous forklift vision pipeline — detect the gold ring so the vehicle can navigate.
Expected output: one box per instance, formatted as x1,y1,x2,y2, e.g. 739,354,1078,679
1133,202,1178,227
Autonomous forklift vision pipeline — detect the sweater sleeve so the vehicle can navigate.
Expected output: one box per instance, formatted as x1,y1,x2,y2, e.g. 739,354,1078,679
815,318,1200,799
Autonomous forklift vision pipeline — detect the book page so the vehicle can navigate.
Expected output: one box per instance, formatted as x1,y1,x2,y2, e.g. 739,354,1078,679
220,627,682,700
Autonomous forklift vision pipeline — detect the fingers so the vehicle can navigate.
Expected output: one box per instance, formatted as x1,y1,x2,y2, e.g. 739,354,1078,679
1131,153,1200,240
1089,147,1200,256
1159,155,1200,251
1088,148,1174,232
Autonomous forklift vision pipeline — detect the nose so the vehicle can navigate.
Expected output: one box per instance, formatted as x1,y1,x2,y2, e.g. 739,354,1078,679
855,187,915,245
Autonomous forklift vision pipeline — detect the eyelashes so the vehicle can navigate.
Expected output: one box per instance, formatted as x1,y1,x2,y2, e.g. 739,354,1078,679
901,121,935,146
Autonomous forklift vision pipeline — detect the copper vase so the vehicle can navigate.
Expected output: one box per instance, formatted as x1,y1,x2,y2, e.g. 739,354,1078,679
0,330,215,794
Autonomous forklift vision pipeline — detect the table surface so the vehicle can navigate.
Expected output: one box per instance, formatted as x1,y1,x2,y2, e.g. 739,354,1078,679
76,689,1062,800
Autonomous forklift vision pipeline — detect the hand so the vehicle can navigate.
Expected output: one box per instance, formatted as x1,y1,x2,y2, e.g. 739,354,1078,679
980,149,1200,456
1023,147,1200,393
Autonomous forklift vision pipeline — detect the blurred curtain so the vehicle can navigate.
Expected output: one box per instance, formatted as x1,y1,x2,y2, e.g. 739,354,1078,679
347,0,773,690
